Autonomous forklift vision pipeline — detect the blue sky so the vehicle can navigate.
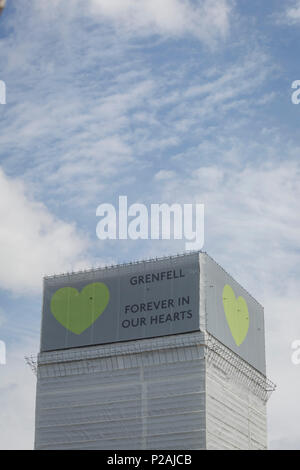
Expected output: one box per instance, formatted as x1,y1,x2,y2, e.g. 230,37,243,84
0,0,300,449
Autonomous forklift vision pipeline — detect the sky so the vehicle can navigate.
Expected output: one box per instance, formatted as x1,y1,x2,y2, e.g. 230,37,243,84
0,0,300,450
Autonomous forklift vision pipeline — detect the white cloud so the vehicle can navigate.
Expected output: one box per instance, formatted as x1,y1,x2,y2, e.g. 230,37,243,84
0,337,37,450
275,1,300,25
155,159,300,290
0,168,89,295
32,0,232,45
154,169,176,180
86,0,232,44
0,47,272,209
286,1,300,23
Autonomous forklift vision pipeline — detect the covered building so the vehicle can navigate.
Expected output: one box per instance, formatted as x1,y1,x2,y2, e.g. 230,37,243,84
34,252,275,450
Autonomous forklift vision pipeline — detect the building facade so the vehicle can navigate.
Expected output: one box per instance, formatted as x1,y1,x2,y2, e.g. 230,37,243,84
34,252,275,450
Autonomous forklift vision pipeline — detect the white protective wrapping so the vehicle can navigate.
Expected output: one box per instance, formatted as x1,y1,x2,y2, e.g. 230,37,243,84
206,350,268,449
34,331,272,450
35,332,207,450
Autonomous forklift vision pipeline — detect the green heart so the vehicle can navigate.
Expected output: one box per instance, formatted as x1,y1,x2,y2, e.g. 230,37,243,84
222,284,249,346
50,282,110,335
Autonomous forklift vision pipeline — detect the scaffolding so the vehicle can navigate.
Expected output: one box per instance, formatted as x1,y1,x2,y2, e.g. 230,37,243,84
25,332,276,403
205,333,276,402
